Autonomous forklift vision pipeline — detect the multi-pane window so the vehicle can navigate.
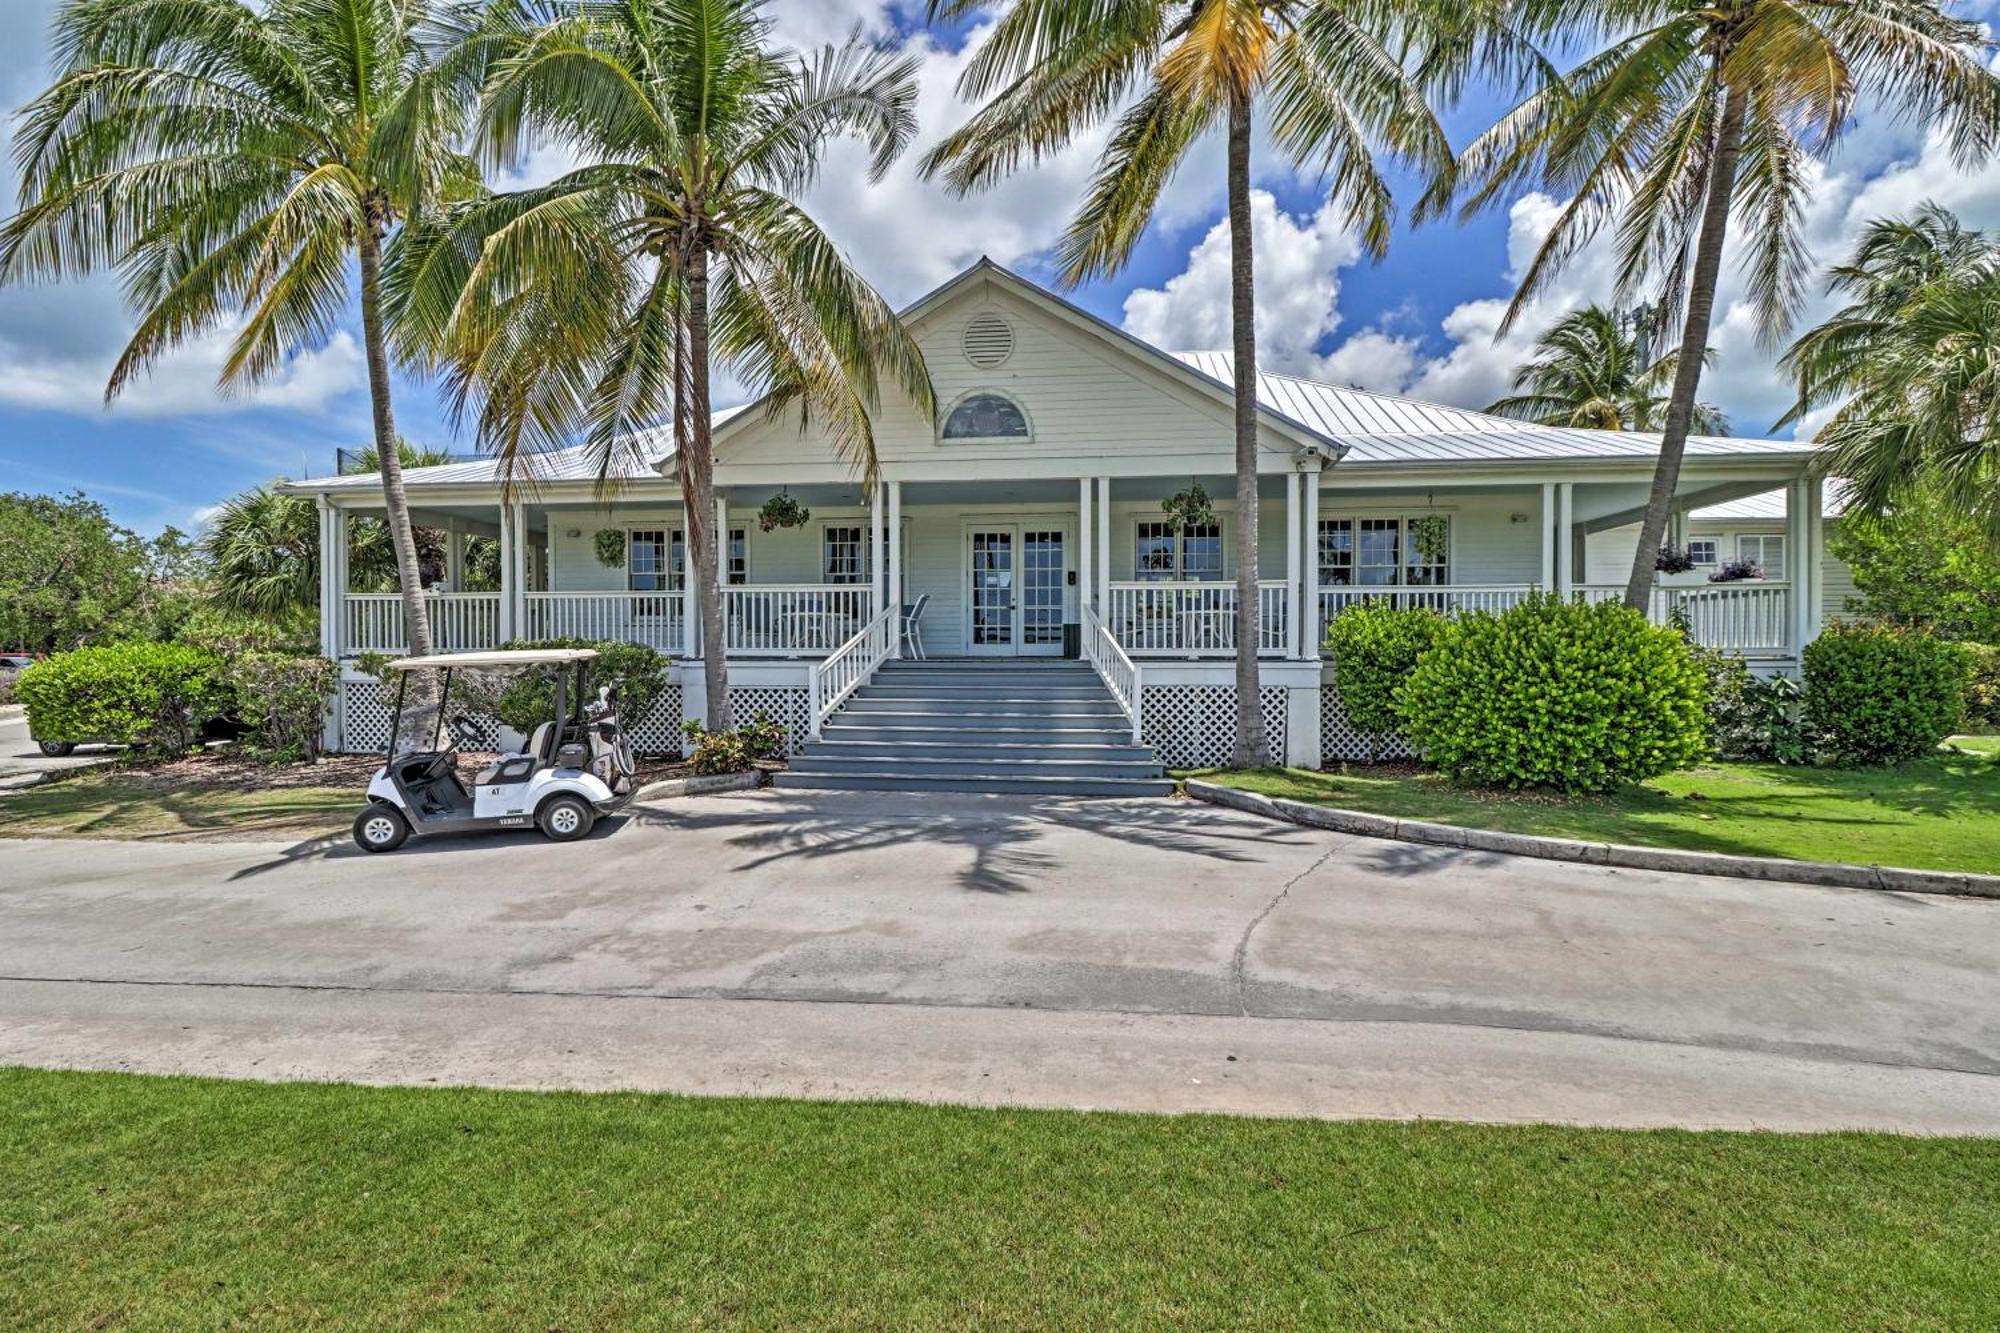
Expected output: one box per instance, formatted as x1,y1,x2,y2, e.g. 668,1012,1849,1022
659,527,746,590
629,529,669,592
1687,538,1718,566
824,525,867,583
1736,535,1785,580
1135,520,1223,580
1317,516,1450,586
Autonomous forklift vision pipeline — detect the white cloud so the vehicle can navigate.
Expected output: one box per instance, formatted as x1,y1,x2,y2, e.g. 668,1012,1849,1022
1120,191,1363,369
0,327,365,419
1314,330,1422,391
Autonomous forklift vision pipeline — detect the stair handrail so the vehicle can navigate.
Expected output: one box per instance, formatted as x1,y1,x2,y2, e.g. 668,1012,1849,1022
1081,604,1143,743
807,601,898,739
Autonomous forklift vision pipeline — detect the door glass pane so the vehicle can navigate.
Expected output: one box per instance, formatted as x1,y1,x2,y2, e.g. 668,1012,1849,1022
970,531,1014,645
1180,522,1222,580
824,526,865,583
1356,519,1400,586
1022,530,1065,645
630,529,667,592
1135,521,1175,582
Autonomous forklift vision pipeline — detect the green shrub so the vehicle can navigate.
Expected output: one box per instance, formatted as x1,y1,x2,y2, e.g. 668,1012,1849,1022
1801,625,1970,766
1393,594,1710,793
738,711,789,760
225,653,335,763
466,638,671,735
1324,603,1447,742
1692,645,1807,763
1961,642,2000,732
16,642,228,755
681,721,753,775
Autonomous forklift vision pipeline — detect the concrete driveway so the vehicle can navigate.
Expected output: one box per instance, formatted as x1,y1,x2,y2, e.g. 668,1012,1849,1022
2,788,1996,1132
0,709,117,789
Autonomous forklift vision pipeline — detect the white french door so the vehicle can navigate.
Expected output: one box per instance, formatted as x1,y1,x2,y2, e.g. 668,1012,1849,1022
965,525,1067,657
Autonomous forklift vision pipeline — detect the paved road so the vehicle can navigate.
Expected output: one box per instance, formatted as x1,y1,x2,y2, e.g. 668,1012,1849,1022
2,789,1996,1132
0,710,116,788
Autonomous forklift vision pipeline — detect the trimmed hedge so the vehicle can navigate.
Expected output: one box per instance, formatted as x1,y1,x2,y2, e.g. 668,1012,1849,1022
226,652,335,763
1324,603,1446,741
1393,594,1710,793
16,642,229,755
1961,642,2000,732
1801,625,1970,766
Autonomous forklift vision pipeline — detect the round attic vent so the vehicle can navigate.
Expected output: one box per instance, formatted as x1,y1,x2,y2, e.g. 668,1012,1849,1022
962,312,1014,368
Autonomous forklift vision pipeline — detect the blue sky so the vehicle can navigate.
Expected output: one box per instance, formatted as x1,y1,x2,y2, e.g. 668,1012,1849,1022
3,0,1996,538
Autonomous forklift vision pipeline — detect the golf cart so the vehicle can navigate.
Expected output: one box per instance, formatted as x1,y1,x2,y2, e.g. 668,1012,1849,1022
353,648,636,853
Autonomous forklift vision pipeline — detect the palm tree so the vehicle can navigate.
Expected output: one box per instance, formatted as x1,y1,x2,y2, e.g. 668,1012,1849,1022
1,0,488,661
394,0,933,728
202,485,321,619
1438,0,2000,612
922,0,1460,768
1780,203,2000,532
1487,305,1726,432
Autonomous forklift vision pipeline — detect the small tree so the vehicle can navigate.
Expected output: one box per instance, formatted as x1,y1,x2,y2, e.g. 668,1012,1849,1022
0,491,154,651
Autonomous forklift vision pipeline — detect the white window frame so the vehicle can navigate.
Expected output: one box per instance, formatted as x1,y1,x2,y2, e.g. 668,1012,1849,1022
823,524,869,584
1133,518,1224,582
628,527,670,593
1737,534,1786,580
1318,514,1450,587
1686,538,1718,566
939,391,1033,442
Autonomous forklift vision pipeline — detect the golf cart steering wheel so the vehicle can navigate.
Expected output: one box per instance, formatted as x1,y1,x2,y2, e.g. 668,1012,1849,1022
447,714,484,751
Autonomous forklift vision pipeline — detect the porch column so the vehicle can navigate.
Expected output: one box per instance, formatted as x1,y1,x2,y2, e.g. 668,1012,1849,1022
1789,477,1812,655
1668,508,1690,552
496,504,515,642
1077,477,1093,620
509,501,528,643
1284,472,1303,658
886,480,903,657
1805,478,1825,641
443,522,464,590
1095,476,1111,619
715,491,730,654
317,498,339,659
870,482,886,616
681,502,698,659
1554,483,1575,595
1303,474,1321,661
1539,483,1556,589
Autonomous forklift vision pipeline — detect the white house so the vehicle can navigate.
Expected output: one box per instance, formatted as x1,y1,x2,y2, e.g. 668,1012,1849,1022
291,260,1831,782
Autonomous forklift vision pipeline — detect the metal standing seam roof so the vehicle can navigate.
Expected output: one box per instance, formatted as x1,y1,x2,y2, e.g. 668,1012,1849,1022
1171,351,1809,466
294,412,747,492
1689,481,1848,522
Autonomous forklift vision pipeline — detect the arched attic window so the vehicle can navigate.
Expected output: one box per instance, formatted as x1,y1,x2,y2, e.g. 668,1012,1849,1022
941,392,1030,441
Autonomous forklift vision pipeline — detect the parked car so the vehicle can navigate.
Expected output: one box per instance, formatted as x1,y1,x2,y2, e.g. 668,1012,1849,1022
0,654,37,678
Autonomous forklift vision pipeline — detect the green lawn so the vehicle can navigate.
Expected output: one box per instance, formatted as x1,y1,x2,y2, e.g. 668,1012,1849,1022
1190,743,2000,874
4,1069,1998,1328
0,770,355,842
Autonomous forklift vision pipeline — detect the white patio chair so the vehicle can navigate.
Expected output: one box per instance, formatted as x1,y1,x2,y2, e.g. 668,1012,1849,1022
901,593,930,660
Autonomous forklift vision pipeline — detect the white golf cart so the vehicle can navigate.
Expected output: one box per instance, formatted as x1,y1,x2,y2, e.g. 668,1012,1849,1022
353,648,636,853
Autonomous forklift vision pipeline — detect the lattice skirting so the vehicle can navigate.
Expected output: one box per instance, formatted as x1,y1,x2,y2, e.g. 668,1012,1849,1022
627,686,684,756
729,686,810,756
1140,686,1288,769
1319,681,1412,764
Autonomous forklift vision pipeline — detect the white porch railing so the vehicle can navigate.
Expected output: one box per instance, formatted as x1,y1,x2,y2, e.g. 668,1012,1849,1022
726,584,874,656
343,592,501,655
1576,582,1792,653
524,591,682,651
1082,605,1143,743
808,602,898,737
1106,580,1289,656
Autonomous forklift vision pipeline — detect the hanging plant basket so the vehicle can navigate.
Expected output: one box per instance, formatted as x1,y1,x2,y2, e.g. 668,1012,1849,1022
1410,514,1450,564
1161,482,1215,534
592,529,626,569
757,492,811,533
1655,544,1697,574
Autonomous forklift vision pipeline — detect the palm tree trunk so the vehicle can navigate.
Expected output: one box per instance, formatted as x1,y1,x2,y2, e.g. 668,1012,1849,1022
1226,91,1268,769
357,221,433,659
684,242,730,730
1622,81,1748,612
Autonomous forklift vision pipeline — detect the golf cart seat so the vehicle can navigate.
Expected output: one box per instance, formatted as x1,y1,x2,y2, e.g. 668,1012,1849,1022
474,721,557,787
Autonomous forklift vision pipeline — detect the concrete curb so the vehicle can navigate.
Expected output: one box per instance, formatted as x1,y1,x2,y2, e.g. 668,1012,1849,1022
1184,779,2000,900
633,770,767,802
0,756,121,793
0,703,25,721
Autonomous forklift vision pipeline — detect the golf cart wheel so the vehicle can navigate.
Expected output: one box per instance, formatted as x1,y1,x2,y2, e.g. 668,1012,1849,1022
38,740,74,757
537,794,595,843
353,804,411,853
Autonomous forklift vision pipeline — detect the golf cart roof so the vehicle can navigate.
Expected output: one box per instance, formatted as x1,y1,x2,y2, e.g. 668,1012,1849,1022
382,648,599,671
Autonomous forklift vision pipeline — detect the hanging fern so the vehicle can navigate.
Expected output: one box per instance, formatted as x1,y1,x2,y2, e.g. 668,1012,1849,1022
593,529,627,569
758,492,811,532
1162,482,1215,533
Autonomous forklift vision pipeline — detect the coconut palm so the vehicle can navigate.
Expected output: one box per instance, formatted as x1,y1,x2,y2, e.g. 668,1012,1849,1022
1,0,490,660
1487,305,1726,432
1780,203,2000,532
1438,0,2000,611
922,0,1467,768
393,0,933,728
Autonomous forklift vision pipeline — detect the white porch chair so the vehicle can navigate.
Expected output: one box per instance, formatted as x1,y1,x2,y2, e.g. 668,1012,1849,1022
901,593,930,660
